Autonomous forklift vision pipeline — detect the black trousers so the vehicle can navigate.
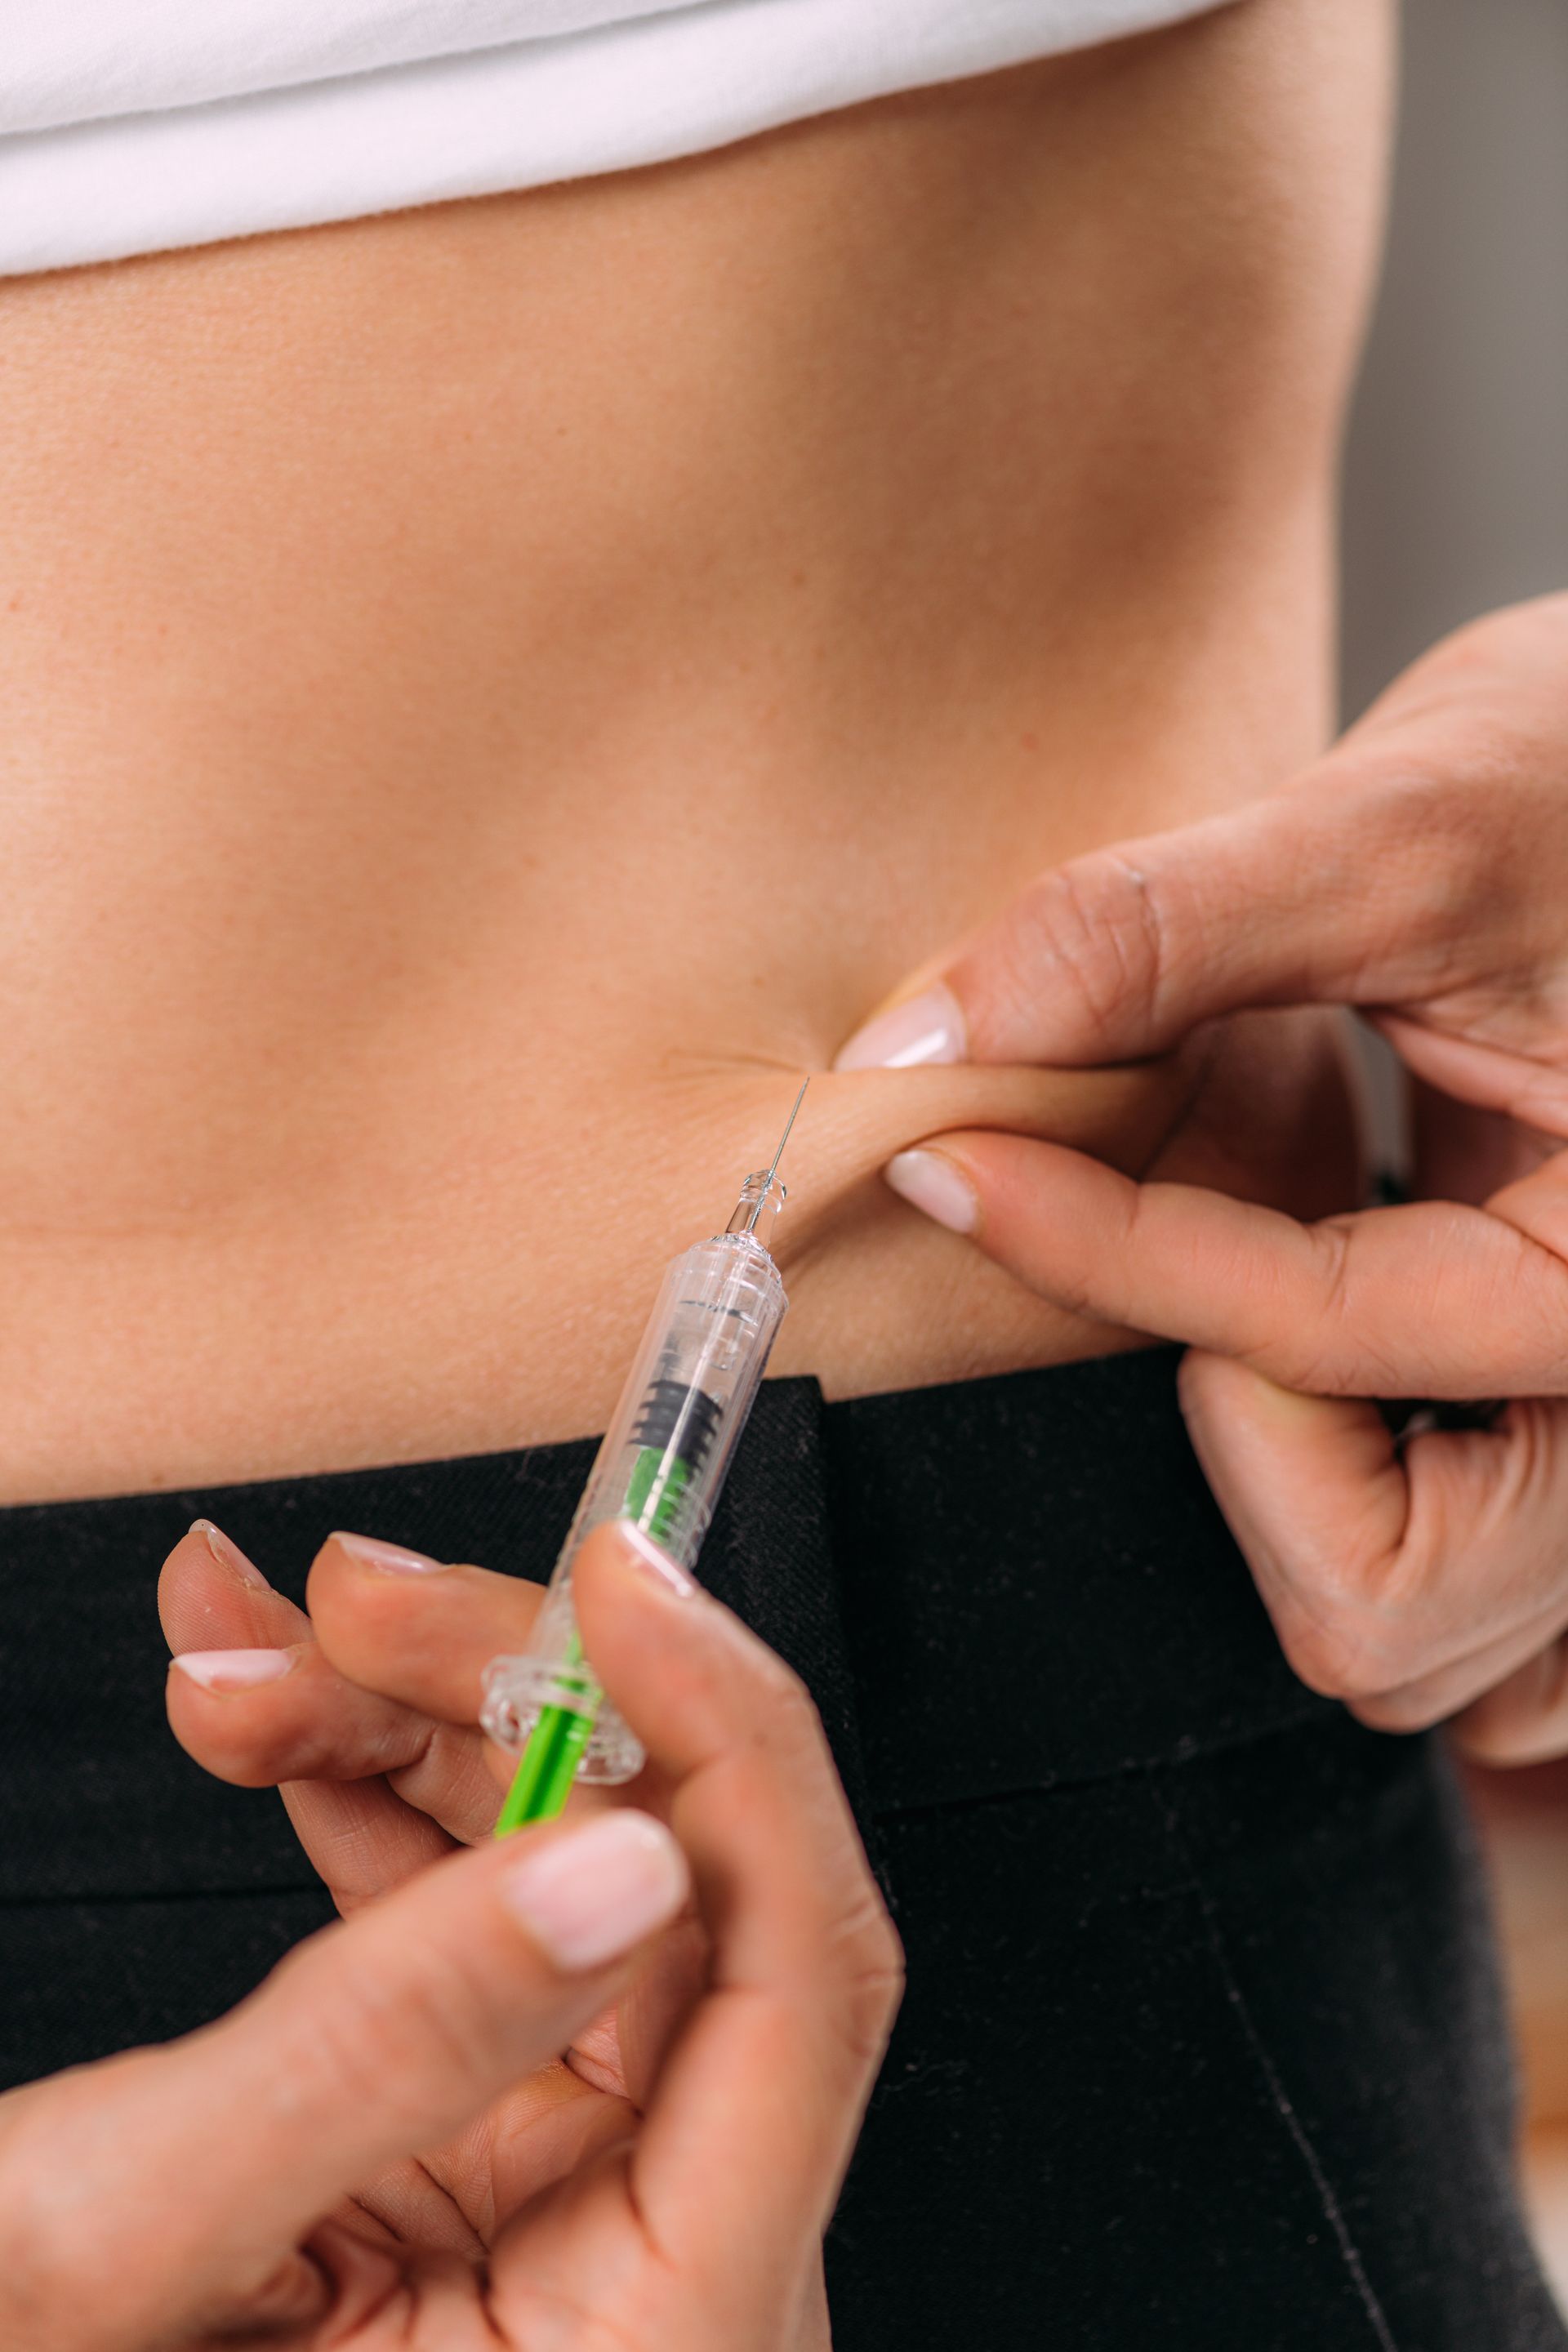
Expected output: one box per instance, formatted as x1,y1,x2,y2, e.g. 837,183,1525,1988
2,1351,1560,2347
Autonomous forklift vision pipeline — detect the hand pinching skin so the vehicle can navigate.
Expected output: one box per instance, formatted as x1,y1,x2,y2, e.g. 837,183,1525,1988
838,595,1568,1758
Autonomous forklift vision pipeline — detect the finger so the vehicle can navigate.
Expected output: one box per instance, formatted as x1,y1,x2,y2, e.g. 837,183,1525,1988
836,595,1568,1076
1454,1640,1568,1766
161,1521,479,1886
1376,1015,1568,1141
835,765,1484,1074
166,1625,498,1846
506,1523,902,2310
158,1519,311,1654
279,1775,458,1910
12,1810,689,2341
306,1532,546,1723
1343,1612,1568,1737
939,613,1568,1069
166,1632,434,1787
238,1811,687,2230
169,1646,461,1898
1178,1352,1568,1719
162,1519,418,1796
893,1129,1568,1400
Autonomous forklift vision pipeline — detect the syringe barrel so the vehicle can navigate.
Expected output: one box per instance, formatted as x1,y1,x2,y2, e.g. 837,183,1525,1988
480,1226,787,1782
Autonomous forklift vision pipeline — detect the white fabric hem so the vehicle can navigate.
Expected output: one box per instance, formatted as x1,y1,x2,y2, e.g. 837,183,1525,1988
0,0,1220,279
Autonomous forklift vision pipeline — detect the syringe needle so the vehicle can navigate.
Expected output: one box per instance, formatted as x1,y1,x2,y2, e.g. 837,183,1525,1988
762,1077,809,1191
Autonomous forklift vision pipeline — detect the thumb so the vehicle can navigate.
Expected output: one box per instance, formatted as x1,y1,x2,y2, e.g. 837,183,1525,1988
836,595,1568,1075
832,764,1477,1072
937,757,1488,1068
3,1811,686,2345
217,1808,686,2230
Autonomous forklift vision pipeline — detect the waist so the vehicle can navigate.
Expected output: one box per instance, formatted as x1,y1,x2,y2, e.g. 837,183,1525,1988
0,1012,1357,1502
0,16,1382,1499
0,1354,1334,1918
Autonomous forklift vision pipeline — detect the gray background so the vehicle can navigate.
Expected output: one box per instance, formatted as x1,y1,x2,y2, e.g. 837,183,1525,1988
1341,0,1568,720
1338,0,1566,1163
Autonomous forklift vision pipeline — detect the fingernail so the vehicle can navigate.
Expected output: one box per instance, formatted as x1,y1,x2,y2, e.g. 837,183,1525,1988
884,1148,979,1236
616,1519,697,1599
501,1811,688,1970
331,1531,448,1575
189,1518,270,1591
172,1647,295,1692
833,982,967,1072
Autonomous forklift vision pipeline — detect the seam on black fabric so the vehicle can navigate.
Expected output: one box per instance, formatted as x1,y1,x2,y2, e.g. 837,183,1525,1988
804,1403,898,1909
1151,1777,1401,2352
0,1878,325,1912
870,1697,1339,1824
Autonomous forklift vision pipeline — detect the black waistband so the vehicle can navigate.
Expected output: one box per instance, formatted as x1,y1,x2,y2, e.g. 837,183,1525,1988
0,1348,1327,1908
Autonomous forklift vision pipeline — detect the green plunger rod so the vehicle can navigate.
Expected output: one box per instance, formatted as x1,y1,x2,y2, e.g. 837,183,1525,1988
493,1444,687,1832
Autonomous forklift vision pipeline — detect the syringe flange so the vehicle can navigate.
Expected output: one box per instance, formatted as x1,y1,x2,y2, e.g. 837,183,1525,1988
481,1652,646,1783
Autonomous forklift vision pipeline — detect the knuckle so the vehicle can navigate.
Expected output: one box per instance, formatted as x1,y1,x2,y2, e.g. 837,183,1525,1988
1274,1617,1353,1699
834,1965,906,2075
980,853,1174,1052
399,1717,487,1815
1279,1219,1414,1400
1272,1600,1396,1704
1266,1520,1440,1705
1273,1225,1356,1393
743,1643,830,1760
1350,758,1466,844
1339,759,1496,964
823,1895,906,2071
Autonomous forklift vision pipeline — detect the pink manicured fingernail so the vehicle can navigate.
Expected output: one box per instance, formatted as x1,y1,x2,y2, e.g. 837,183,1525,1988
833,983,968,1072
189,1519,270,1590
616,1520,697,1598
172,1647,295,1692
501,1812,688,1971
884,1149,979,1235
332,1531,448,1575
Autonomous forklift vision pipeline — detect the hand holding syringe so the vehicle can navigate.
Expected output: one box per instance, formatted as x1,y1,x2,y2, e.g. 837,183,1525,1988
481,1080,808,1829
129,1492,900,2352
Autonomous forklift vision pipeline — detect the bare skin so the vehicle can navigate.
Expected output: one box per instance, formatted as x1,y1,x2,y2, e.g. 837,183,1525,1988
0,0,1390,1501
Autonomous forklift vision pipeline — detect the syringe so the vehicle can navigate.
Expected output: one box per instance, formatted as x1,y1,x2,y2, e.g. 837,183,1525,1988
482,1080,807,1833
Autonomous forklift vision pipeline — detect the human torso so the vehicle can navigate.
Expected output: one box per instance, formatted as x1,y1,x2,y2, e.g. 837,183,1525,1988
0,0,1390,1502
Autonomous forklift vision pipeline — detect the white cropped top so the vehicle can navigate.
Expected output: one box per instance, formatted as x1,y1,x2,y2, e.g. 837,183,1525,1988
2,1,1224,279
